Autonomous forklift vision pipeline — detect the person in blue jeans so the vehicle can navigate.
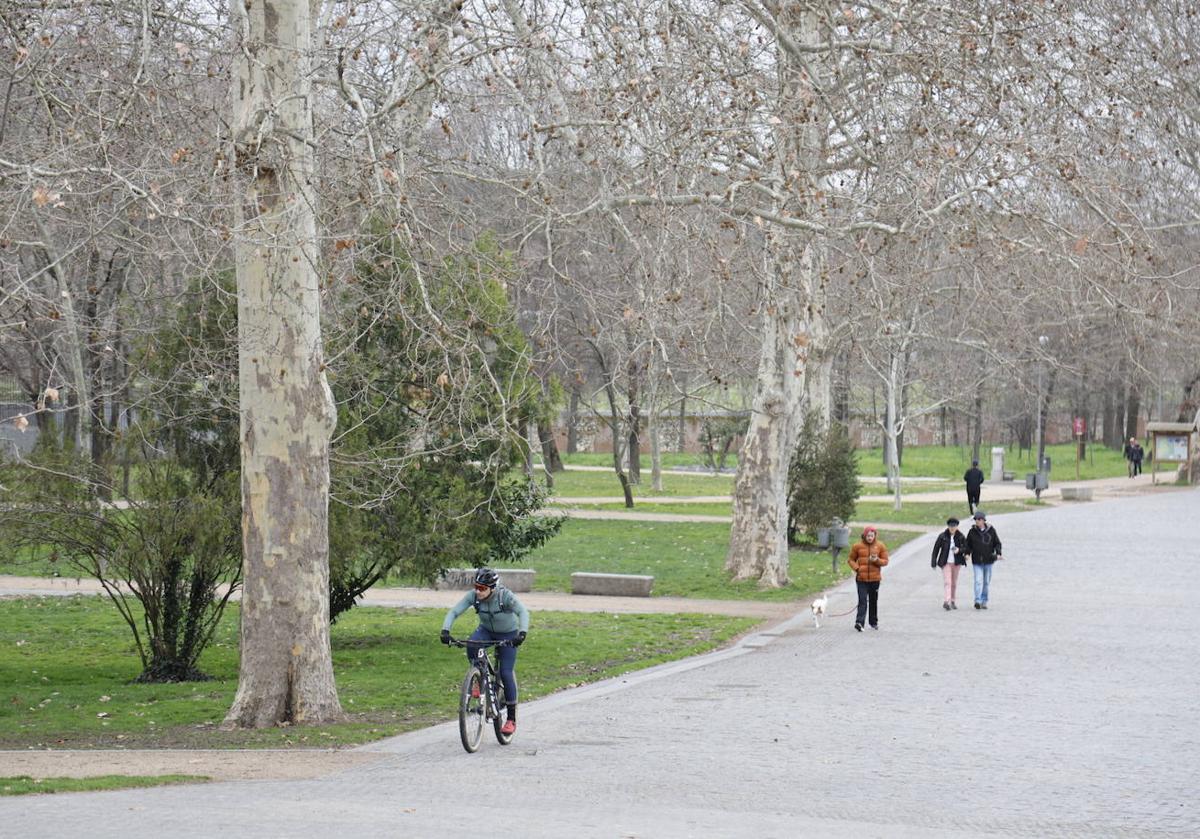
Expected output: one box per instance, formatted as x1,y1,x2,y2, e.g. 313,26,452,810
964,511,1003,609
441,567,529,735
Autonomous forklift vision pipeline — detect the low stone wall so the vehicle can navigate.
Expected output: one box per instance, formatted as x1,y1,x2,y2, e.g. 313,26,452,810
571,572,654,597
1060,487,1094,501
435,568,535,592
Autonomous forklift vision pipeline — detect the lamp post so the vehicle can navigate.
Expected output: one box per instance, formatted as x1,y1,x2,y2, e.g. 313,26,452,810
1034,335,1049,474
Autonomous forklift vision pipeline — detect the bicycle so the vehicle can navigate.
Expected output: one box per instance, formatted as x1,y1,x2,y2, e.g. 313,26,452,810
446,635,515,753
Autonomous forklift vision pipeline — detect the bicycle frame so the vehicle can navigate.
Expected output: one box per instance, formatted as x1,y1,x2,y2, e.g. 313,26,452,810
447,636,514,752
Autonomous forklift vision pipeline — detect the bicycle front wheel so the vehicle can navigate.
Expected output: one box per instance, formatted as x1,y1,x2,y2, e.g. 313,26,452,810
459,667,485,753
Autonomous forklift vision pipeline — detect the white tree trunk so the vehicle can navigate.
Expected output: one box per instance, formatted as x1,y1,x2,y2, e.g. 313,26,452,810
884,353,903,511
649,407,663,493
33,220,90,452
725,2,825,588
725,246,811,587
224,0,343,728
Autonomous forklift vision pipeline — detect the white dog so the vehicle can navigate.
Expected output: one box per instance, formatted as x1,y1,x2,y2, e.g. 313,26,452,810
811,595,828,629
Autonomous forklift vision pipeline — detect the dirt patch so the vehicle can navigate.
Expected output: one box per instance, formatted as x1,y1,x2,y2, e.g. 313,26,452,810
0,748,386,782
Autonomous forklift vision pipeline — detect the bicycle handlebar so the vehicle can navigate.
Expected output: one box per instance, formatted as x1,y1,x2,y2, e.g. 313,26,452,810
445,635,514,649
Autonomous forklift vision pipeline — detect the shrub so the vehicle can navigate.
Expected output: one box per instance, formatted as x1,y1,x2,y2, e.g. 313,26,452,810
787,413,861,545
0,441,240,681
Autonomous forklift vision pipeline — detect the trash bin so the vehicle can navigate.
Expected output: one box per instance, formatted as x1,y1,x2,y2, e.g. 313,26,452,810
816,528,830,548
1025,472,1037,490
832,527,851,549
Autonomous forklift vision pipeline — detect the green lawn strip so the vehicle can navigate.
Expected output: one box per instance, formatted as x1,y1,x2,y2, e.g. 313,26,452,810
547,470,956,501
547,469,734,499
555,452,738,470
0,774,208,796
0,544,65,577
519,518,919,600
855,442,1130,481
563,498,1034,525
0,596,753,750
851,499,1036,526
560,502,734,517
858,482,958,495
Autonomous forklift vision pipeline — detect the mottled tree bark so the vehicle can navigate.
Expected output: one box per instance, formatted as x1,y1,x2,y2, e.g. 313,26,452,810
224,0,343,728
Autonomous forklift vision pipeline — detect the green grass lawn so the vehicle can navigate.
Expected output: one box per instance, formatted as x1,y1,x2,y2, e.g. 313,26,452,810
561,498,1036,526
547,468,734,498
0,596,754,750
0,544,63,577
852,499,1037,526
555,452,738,470
1,774,208,796
855,441,1131,481
519,519,918,601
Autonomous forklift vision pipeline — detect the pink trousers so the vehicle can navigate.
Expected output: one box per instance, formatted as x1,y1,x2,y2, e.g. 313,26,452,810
942,563,961,603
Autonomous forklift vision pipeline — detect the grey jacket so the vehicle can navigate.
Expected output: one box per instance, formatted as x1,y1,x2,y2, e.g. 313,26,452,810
442,586,529,634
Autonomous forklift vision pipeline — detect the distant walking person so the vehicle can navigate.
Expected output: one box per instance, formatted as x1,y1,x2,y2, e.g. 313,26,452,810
931,517,967,611
1123,439,1142,480
964,511,1003,609
963,460,985,514
848,526,889,632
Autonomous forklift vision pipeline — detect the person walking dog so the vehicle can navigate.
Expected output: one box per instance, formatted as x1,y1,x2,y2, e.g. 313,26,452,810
963,460,985,514
848,526,889,631
931,517,967,611
964,511,1003,609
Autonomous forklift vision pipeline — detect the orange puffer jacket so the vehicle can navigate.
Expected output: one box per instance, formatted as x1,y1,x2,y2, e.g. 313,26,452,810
848,540,890,582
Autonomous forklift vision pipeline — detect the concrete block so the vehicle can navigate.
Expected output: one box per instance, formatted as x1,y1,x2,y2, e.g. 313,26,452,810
1060,487,1094,501
435,568,535,592
571,572,654,597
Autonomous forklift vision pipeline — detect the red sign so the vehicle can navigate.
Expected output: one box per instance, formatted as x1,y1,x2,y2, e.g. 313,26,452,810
1072,417,1085,436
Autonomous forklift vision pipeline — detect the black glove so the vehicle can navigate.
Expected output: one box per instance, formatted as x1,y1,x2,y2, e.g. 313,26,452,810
440,629,451,645
512,631,527,647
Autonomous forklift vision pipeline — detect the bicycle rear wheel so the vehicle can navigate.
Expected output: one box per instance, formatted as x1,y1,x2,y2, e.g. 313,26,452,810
493,679,513,745
459,667,485,753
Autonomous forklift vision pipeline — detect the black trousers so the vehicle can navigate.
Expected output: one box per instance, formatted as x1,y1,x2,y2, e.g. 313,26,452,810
855,580,880,627
967,487,981,512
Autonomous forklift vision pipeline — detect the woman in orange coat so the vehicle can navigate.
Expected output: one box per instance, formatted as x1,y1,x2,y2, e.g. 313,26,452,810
848,526,889,631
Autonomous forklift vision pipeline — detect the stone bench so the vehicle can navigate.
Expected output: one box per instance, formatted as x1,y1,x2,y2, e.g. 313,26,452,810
1060,487,1094,501
435,568,535,592
571,572,654,597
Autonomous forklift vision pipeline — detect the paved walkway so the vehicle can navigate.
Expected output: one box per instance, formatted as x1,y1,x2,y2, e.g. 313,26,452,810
3,487,1197,836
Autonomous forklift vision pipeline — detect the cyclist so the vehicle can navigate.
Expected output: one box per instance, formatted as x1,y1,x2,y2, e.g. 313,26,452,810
440,567,529,735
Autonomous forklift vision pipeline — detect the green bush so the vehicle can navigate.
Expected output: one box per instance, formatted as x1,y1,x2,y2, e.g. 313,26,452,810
0,441,240,682
787,413,861,545
325,230,561,619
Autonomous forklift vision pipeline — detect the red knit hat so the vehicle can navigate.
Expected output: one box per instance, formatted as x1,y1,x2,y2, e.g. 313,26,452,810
863,526,877,537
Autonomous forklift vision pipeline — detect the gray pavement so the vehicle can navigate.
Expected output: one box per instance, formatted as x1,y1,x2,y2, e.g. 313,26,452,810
4,488,1199,837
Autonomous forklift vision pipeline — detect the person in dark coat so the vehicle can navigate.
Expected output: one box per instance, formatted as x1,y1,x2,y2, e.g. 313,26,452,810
964,511,1003,609
963,460,985,514
931,517,968,610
